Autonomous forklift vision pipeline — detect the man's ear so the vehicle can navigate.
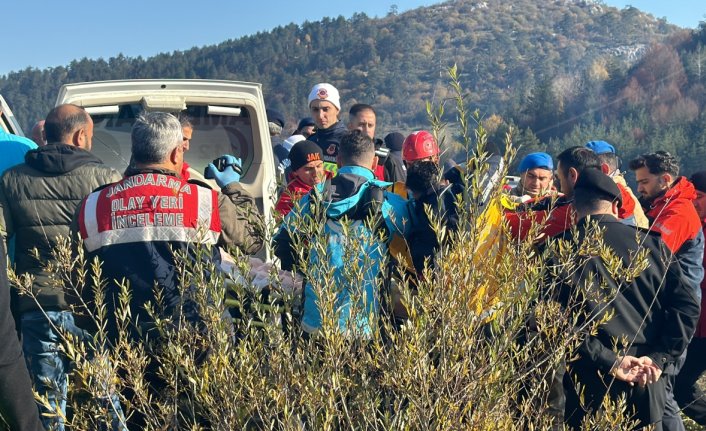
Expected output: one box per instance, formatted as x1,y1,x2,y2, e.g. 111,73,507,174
72,128,84,147
371,155,379,171
169,145,181,164
661,173,675,187
601,163,610,175
611,200,620,216
569,167,579,185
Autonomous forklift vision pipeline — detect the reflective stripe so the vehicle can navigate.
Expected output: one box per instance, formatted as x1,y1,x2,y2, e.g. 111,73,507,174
81,176,220,253
197,186,214,232
82,191,101,240
83,225,219,252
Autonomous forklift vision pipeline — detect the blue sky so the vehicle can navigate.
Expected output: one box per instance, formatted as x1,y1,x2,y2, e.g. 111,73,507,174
1,0,703,76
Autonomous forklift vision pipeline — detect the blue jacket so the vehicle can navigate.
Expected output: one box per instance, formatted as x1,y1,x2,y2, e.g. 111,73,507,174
0,131,36,176
273,165,410,334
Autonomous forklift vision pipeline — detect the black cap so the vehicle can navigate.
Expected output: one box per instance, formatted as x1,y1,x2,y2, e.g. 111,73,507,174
297,117,315,131
574,168,623,207
288,140,323,172
266,108,285,128
384,132,405,152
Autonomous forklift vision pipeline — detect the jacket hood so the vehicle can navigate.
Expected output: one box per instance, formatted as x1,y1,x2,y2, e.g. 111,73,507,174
25,143,104,174
318,165,390,219
653,176,697,207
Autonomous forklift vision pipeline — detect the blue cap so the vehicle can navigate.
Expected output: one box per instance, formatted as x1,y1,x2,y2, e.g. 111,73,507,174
585,140,615,155
518,152,553,173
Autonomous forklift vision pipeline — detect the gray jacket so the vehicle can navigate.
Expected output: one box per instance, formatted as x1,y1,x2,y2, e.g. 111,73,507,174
0,143,121,314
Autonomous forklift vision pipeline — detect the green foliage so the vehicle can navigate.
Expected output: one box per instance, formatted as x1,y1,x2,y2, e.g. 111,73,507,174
0,0,679,140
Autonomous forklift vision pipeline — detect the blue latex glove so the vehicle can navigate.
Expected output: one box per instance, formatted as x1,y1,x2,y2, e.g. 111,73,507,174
205,155,242,188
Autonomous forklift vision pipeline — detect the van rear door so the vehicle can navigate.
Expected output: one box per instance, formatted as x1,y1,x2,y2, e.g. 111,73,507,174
55,79,276,230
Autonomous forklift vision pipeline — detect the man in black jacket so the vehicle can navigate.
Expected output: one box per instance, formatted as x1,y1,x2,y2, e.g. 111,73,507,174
0,104,121,430
547,169,700,430
402,130,461,277
307,83,348,174
0,240,44,430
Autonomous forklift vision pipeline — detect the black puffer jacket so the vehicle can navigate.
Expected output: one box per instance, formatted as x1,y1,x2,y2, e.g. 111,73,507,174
0,143,121,314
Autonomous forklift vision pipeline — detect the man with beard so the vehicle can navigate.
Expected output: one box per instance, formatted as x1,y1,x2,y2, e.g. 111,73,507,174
629,151,704,431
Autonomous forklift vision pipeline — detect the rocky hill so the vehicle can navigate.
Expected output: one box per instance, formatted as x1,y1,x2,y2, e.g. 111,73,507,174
0,0,678,133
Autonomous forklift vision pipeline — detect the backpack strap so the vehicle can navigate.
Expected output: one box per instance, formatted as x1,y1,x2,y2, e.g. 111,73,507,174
308,178,333,222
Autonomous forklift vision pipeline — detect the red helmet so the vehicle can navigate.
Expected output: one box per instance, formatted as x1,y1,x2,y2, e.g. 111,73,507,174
402,130,439,162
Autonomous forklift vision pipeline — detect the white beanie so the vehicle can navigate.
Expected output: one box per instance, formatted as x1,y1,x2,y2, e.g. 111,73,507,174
307,83,341,111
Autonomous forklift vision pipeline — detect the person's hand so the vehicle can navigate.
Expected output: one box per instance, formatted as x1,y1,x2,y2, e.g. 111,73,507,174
611,356,662,387
633,356,662,387
205,155,242,188
611,355,643,385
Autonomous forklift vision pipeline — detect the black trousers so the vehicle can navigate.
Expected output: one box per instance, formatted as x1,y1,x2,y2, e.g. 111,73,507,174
674,337,706,425
564,362,667,430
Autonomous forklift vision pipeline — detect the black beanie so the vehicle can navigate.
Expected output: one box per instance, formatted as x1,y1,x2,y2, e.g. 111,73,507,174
288,140,323,172
384,132,405,152
691,171,706,194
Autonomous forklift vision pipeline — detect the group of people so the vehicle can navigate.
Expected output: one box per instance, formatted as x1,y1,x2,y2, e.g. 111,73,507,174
267,81,706,430
0,104,262,429
507,144,705,430
0,79,704,431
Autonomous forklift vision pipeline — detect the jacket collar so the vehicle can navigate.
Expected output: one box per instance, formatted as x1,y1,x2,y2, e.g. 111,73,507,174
124,166,180,178
576,213,620,226
651,176,696,209
337,165,375,180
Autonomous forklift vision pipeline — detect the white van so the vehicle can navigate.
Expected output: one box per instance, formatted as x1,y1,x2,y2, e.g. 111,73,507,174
54,79,276,227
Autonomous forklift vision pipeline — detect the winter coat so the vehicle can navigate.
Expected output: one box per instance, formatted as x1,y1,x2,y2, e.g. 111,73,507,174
550,214,700,427
644,176,704,296
0,143,121,314
695,224,706,338
308,121,347,172
407,182,461,276
275,176,315,218
505,195,576,242
74,168,263,341
273,165,410,334
645,176,702,254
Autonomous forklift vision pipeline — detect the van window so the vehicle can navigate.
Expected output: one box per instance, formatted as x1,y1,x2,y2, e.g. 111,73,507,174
90,104,255,178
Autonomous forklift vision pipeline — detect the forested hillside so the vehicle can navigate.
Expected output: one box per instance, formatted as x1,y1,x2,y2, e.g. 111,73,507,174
2,0,704,173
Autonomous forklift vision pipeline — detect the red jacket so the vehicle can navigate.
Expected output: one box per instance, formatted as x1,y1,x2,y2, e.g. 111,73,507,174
646,177,701,254
505,196,575,242
275,176,315,217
